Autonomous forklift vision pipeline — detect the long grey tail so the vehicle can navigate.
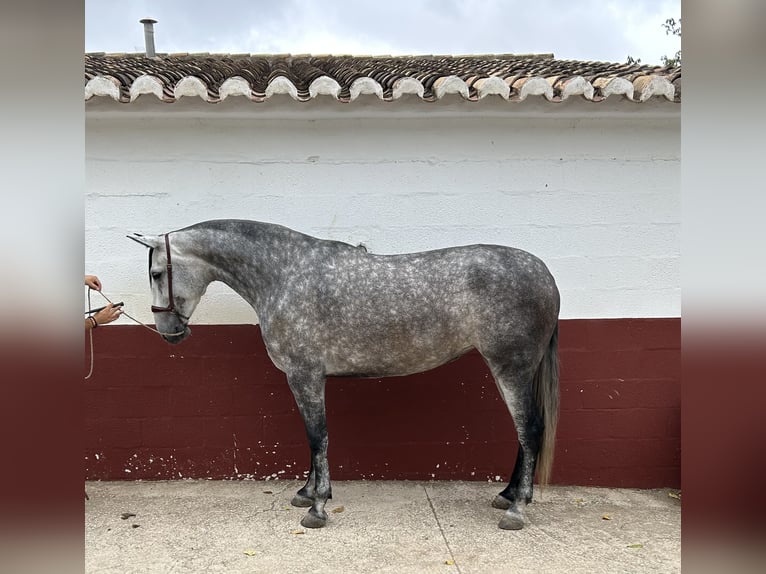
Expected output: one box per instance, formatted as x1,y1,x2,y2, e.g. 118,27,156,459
534,323,560,486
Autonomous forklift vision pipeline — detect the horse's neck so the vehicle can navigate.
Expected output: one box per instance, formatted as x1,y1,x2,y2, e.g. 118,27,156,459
185,223,299,313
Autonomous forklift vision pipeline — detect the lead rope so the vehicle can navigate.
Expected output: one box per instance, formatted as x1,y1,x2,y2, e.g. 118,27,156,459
85,289,95,380
85,288,96,380
85,289,185,380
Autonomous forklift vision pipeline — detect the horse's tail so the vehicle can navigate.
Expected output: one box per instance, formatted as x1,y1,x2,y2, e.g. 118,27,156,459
534,322,560,487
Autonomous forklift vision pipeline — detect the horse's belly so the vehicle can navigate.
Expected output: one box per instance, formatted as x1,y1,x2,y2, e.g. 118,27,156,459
323,334,472,378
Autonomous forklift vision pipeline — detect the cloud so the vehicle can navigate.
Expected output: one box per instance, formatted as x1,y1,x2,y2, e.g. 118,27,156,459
85,0,681,64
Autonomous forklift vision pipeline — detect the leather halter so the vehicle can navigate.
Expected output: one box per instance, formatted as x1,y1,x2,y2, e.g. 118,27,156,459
150,233,178,315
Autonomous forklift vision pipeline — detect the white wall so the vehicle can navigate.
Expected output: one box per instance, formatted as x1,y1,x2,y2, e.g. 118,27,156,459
85,104,680,323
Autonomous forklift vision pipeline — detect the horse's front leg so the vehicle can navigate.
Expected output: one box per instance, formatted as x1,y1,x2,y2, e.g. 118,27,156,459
290,462,316,508
286,368,331,528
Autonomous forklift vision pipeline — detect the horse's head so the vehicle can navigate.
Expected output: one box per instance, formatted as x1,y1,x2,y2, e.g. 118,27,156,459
127,231,206,344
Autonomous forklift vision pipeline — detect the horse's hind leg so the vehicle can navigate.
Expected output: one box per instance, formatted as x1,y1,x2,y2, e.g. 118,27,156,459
486,359,544,530
286,368,332,528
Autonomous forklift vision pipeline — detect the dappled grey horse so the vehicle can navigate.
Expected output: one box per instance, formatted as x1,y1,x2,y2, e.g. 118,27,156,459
128,219,560,530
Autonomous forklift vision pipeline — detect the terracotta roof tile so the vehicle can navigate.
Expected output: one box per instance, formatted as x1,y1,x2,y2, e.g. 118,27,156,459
84,53,680,105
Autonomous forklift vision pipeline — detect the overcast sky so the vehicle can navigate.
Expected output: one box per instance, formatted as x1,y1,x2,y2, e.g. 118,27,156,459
85,0,681,65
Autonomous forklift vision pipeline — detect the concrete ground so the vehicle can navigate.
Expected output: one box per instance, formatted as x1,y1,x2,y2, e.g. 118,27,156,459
85,480,681,574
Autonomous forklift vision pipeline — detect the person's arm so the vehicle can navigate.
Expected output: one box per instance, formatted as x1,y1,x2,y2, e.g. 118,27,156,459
85,303,122,330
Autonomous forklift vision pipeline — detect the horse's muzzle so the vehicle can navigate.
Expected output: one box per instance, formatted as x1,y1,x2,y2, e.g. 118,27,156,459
162,325,191,344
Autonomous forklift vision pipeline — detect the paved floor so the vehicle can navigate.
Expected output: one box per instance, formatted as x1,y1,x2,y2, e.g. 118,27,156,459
85,480,681,574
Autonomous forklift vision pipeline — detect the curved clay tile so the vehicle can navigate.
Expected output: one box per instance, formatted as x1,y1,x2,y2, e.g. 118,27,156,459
373,71,397,90
392,77,425,99
463,74,481,88
502,73,524,88
432,75,470,99
266,61,291,84
512,76,555,101
291,59,327,91
592,76,634,100
265,76,299,100
308,76,341,99
413,69,440,86
174,76,210,100
666,68,681,83
129,75,164,102
235,57,271,93
633,75,675,102
473,76,510,100
219,76,253,100
545,74,561,88
349,77,384,100
555,76,595,101
85,76,121,101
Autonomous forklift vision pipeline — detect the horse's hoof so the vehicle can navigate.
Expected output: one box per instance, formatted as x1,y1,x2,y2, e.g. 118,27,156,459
498,511,525,530
492,494,512,510
300,511,327,529
291,494,314,508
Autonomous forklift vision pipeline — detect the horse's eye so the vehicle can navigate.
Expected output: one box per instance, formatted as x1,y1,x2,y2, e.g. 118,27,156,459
151,271,162,281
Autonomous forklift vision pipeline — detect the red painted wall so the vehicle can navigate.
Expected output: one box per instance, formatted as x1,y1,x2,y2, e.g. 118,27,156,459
84,318,680,488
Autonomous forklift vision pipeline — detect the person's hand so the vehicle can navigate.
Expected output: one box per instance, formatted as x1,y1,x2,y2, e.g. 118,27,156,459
85,275,102,291
93,303,122,326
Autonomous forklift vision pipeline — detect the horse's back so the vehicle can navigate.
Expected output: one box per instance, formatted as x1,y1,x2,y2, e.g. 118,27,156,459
263,241,558,376
340,243,557,309
284,241,559,325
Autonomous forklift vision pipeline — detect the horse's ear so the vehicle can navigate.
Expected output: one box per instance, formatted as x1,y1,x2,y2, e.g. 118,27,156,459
127,232,161,249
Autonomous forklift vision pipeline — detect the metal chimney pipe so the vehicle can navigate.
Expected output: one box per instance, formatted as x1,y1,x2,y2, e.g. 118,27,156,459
139,18,157,57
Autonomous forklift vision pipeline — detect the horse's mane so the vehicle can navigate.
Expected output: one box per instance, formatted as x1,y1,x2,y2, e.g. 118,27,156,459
176,219,366,252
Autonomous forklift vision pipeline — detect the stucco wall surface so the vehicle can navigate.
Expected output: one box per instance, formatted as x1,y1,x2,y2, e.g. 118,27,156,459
85,110,680,322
